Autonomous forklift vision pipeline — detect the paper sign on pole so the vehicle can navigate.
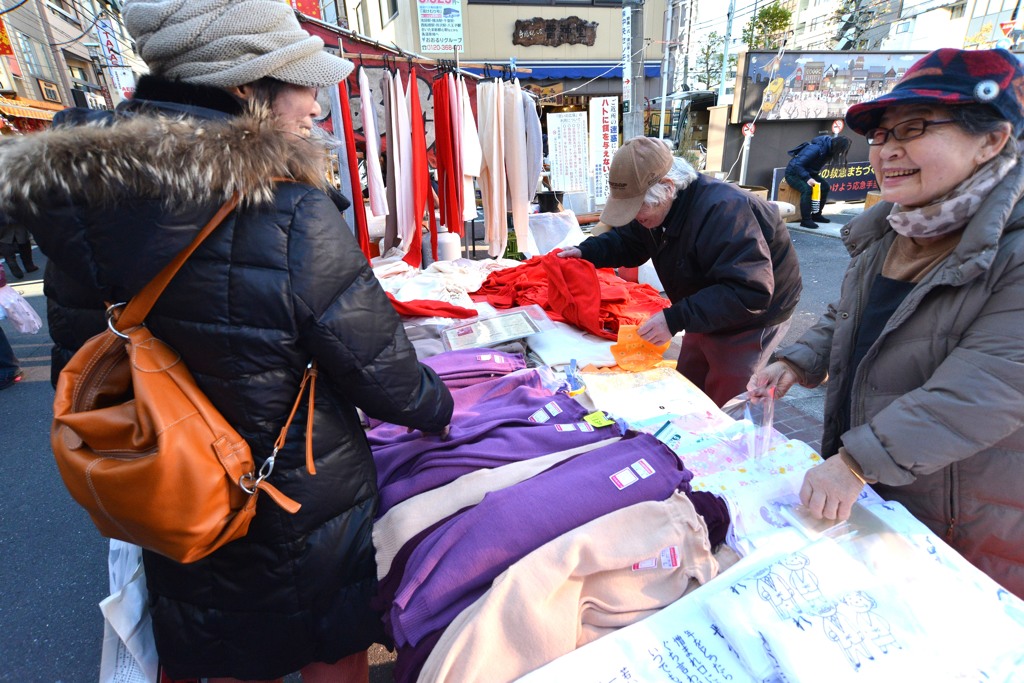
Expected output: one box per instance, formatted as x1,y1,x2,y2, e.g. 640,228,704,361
547,111,589,193
589,96,619,205
832,119,844,135
418,0,464,53
95,19,136,106
621,7,632,106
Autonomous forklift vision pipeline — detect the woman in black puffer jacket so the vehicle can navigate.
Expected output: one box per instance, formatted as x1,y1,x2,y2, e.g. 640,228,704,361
0,1,453,680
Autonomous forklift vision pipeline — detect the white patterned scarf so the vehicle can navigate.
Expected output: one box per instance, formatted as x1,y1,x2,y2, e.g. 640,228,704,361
886,153,1018,239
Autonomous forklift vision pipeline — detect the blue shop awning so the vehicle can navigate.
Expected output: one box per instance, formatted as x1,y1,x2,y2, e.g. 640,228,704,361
466,61,662,80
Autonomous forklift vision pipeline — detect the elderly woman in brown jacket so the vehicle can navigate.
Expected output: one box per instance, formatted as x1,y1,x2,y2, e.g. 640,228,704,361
750,48,1024,600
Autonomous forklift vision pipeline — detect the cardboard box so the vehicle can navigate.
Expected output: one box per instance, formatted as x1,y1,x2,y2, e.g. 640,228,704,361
739,185,768,200
777,179,803,219
864,190,883,210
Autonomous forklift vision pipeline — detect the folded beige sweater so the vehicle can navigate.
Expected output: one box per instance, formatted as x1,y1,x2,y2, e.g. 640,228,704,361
417,490,719,683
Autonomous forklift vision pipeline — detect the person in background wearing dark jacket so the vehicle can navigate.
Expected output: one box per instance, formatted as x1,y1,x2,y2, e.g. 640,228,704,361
0,211,38,280
0,0,453,681
750,48,1024,599
557,136,802,406
785,134,851,229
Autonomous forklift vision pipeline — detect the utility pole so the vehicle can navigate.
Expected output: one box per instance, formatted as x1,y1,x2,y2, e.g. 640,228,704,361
657,0,674,138
622,0,645,140
719,0,735,101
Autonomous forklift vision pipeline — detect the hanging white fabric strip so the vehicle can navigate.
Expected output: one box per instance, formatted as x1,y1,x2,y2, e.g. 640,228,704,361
523,90,544,207
359,66,389,218
395,73,416,255
328,82,357,233
503,79,539,256
477,79,507,258
460,76,483,223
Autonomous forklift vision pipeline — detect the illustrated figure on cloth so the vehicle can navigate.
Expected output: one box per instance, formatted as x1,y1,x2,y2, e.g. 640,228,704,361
841,591,900,655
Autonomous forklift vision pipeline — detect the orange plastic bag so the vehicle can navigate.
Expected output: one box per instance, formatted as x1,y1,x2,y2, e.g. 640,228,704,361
610,324,670,372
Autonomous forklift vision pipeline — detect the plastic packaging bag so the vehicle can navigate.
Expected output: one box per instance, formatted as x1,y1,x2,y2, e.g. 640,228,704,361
0,284,42,334
99,540,158,683
721,389,777,462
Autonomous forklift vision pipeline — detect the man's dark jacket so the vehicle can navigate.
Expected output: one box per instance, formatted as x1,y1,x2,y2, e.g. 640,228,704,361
785,134,837,181
578,173,801,335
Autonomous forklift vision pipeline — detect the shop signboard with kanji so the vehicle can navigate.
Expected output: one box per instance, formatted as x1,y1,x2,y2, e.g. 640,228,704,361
589,96,619,206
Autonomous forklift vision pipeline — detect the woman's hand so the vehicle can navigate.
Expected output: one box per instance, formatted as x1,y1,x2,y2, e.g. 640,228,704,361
807,179,818,187
747,360,800,400
799,449,866,521
638,313,672,346
556,247,582,259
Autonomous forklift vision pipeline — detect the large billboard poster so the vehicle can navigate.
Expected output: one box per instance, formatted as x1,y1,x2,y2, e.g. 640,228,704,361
732,51,926,124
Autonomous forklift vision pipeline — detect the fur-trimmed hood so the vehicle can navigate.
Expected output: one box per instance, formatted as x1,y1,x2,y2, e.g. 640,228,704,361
0,108,332,216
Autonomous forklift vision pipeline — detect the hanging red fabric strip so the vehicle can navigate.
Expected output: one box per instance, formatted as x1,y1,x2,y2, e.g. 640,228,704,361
338,79,372,261
403,71,427,268
432,77,450,232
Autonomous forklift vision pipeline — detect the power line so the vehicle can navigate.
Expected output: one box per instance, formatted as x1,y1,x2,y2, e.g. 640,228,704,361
0,0,31,17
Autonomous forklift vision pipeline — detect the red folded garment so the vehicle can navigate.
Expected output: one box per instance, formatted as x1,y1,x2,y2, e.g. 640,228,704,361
470,252,670,339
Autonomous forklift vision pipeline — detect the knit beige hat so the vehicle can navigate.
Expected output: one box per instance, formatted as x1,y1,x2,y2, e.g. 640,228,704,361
601,137,674,226
123,0,354,89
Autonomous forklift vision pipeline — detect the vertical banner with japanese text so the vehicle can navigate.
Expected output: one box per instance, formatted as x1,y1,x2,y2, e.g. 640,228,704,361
621,7,631,112
547,111,589,192
589,96,619,206
95,19,136,105
418,0,464,53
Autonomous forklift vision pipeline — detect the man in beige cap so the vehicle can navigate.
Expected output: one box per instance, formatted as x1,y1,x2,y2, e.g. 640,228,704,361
558,137,802,406
1,1,457,682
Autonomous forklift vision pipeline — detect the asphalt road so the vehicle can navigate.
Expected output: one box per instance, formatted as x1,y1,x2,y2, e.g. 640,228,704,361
0,229,852,682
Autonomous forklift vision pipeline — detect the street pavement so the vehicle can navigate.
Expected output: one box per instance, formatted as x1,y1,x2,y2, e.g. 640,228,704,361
0,202,859,681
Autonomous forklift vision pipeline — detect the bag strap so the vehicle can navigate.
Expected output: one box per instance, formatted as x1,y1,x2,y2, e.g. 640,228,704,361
115,194,241,332
270,362,320,476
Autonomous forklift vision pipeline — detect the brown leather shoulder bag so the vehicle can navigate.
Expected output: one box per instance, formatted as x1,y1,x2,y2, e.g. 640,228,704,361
52,195,315,564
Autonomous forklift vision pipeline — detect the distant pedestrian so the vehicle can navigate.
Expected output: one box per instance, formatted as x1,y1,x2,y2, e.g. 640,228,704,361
0,212,38,280
785,134,851,229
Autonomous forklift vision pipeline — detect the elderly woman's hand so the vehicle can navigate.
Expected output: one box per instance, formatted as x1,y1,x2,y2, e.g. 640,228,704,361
638,313,672,346
800,449,866,521
747,360,800,400
556,247,582,259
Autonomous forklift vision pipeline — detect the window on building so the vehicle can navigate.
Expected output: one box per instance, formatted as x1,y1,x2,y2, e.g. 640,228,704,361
321,0,343,26
796,21,806,34
16,33,43,76
354,0,368,34
896,21,910,33
949,3,966,18
37,78,61,102
809,17,822,31
69,65,87,81
380,0,398,23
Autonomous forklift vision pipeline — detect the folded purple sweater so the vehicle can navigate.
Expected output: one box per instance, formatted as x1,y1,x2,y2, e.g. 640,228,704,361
388,431,692,647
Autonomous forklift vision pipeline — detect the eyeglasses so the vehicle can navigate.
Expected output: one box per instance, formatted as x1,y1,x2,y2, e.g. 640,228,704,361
865,118,956,146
